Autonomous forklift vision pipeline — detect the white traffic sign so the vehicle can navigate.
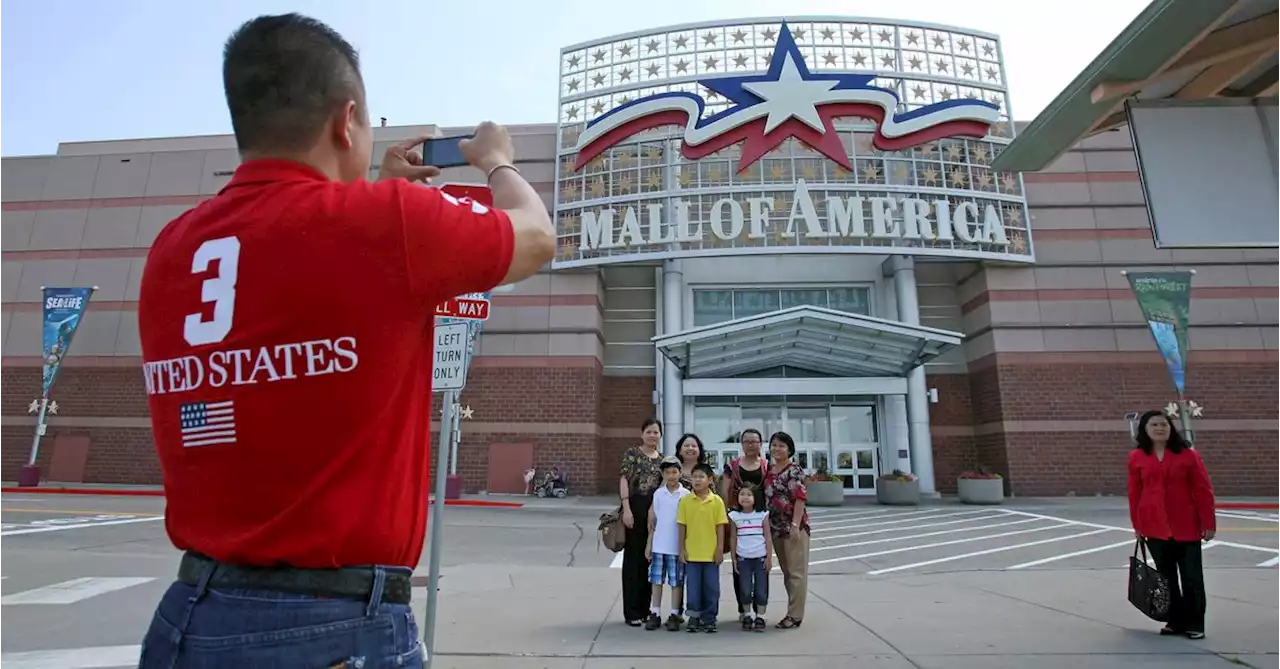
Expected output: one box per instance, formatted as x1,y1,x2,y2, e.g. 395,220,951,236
432,322,470,391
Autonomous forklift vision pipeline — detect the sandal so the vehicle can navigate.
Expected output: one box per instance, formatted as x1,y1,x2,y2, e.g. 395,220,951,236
1185,631,1205,640
1159,625,1183,636
775,616,802,629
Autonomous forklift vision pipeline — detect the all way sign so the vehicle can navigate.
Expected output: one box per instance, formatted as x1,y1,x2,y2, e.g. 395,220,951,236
435,294,490,320
432,322,470,391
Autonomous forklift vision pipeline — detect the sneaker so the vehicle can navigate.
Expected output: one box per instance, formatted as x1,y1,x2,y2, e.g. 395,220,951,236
686,618,702,633
753,616,766,632
703,620,718,634
664,614,683,632
644,613,661,631
741,616,753,631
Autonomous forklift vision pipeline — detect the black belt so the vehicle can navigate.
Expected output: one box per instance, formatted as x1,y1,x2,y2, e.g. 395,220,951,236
177,552,413,605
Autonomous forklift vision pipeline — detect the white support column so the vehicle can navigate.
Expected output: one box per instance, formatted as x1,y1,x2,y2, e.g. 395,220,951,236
891,255,937,495
660,259,684,455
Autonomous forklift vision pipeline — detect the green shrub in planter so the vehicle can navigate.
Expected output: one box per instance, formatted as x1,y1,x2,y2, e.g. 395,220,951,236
806,469,846,507
957,468,1004,505
876,470,920,506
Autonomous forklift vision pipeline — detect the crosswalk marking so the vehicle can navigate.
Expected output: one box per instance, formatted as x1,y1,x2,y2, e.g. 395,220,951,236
1,644,141,669
1005,539,1135,570
1,577,155,605
811,517,1040,554
810,521,1077,567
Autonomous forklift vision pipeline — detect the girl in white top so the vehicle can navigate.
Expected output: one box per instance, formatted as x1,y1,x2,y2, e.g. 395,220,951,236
727,484,773,631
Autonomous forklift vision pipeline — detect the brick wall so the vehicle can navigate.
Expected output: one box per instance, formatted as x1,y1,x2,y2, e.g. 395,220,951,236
975,357,1279,497
2,424,159,484
597,376,657,494
927,372,978,493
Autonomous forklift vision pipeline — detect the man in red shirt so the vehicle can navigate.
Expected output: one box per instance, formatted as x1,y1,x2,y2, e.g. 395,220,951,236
135,13,555,668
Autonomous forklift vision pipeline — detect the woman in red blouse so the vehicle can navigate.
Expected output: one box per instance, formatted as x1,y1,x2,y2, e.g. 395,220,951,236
1127,410,1216,639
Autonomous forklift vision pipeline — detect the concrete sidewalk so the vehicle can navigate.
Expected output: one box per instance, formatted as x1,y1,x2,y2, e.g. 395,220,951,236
416,564,1278,668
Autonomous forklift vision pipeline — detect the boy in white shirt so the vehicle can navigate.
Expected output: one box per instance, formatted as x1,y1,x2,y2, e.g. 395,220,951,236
728,483,773,631
645,455,691,631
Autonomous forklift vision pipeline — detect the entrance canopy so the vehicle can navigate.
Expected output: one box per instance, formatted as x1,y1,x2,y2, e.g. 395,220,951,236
653,306,963,379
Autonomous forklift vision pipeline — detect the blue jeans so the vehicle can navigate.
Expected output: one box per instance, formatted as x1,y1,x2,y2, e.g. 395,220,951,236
684,562,721,624
138,564,423,669
736,556,769,613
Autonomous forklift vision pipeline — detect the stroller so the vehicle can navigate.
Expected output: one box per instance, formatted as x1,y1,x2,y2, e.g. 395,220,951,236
532,466,569,498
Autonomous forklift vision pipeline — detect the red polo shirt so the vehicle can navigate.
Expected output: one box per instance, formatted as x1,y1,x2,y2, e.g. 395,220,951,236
138,160,514,568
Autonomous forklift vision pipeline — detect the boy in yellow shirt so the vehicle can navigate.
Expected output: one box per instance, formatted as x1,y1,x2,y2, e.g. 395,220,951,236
677,463,729,633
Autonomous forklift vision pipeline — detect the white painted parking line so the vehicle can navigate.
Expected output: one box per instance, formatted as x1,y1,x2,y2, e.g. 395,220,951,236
1216,511,1280,524
1006,540,1135,570
811,510,994,534
812,517,1041,553
810,521,1076,567
1256,555,1279,568
868,528,1112,575
2,577,155,605
809,512,1007,542
1,644,141,669
809,508,952,527
0,516,164,537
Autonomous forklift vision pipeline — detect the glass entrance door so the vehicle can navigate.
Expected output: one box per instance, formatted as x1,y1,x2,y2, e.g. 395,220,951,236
785,407,831,474
831,405,880,495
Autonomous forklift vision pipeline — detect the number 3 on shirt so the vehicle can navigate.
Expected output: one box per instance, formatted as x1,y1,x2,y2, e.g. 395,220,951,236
183,236,241,346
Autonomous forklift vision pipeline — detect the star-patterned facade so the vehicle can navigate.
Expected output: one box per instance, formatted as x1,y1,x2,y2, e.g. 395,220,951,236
554,17,1030,268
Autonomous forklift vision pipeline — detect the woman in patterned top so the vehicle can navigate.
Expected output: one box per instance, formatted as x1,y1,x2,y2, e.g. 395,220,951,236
763,431,811,629
618,418,664,626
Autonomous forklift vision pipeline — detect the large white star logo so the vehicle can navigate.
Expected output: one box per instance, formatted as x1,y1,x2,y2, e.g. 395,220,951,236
742,50,839,134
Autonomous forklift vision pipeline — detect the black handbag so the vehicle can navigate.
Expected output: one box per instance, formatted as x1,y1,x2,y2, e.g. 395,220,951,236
1127,538,1171,622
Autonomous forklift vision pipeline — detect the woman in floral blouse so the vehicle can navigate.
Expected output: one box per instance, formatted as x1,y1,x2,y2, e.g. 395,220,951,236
618,418,665,626
764,430,810,629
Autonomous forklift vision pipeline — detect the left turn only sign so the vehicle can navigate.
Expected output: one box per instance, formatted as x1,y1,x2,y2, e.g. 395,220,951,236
432,322,470,391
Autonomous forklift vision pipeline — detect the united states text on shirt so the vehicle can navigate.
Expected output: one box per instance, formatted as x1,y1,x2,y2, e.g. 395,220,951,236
142,336,359,396
180,400,237,448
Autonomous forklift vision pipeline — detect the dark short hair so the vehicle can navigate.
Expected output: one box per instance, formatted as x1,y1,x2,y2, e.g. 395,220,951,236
737,483,761,502
641,418,663,434
222,13,366,154
660,459,681,472
692,463,716,478
740,428,763,443
769,431,796,458
1135,410,1188,454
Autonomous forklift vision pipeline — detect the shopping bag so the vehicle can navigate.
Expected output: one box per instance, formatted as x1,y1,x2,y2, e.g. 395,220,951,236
1127,538,1171,622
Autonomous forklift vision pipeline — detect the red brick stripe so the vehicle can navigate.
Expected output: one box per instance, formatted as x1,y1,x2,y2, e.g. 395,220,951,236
962,286,1277,314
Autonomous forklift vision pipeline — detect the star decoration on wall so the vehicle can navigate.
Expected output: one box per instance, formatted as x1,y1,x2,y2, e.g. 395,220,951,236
618,44,633,58
593,49,606,63
878,29,893,43
646,39,661,53
460,406,475,420
673,35,689,49
732,29,748,44
567,54,581,69
849,28,865,42
27,399,40,413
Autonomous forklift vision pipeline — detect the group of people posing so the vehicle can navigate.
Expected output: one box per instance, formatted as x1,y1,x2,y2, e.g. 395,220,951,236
617,419,812,632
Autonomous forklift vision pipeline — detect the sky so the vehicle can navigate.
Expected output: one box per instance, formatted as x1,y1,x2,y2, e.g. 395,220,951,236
0,0,1152,157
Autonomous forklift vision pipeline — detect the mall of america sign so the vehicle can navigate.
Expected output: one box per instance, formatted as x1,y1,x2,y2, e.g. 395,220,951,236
552,17,1033,266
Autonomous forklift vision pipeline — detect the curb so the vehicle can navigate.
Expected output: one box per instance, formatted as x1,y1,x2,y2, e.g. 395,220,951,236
0,487,525,508
1216,502,1279,510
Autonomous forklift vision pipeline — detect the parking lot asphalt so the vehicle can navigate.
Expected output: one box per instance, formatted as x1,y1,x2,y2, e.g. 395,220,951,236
2,493,1276,668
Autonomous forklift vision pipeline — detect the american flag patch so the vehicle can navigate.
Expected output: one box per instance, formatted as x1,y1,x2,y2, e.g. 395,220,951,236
179,401,236,448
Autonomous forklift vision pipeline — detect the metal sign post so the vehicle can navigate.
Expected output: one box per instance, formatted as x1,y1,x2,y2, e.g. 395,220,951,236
422,184,496,668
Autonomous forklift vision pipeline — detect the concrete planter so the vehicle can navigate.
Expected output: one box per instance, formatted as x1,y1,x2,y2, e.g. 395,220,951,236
807,480,846,507
876,478,920,506
957,477,1004,505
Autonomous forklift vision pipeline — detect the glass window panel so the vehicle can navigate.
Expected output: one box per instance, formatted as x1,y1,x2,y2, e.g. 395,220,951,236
835,451,854,470
856,450,875,469
694,406,740,446
780,289,828,310
733,289,780,319
843,475,855,489
741,405,783,441
787,407,830,443
811,450,830,473
705,451,719,471
858,474,875,489
832,406,878,443
692,290,734,326
797,451,810,469
828,287,872,316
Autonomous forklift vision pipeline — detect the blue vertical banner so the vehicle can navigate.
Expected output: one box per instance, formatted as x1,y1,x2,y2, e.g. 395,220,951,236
41,287,95,397
1125,271,1192,395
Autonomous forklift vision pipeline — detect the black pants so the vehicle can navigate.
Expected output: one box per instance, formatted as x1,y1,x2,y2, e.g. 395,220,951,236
621,492,653,622
1147,539,1207,633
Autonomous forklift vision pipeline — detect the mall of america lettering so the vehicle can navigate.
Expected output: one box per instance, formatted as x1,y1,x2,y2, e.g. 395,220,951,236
579,179,1009,251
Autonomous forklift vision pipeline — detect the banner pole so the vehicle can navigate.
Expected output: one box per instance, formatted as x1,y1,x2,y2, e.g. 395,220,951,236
423,390,456,668
26,398,49,467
